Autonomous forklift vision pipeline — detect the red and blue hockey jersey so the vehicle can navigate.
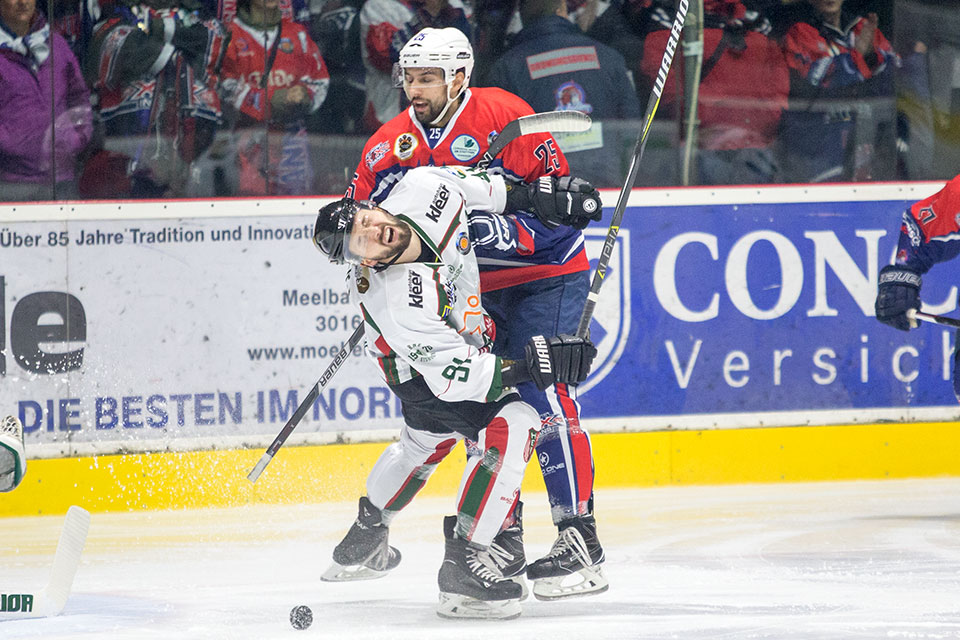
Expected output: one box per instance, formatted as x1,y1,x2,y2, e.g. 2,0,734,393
895,174,960,275
90,8,229,138
347,86,589,292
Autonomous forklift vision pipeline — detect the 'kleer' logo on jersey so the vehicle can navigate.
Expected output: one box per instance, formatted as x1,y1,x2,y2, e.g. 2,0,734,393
408,271,423,308
394,133,417,161
450,135,480,162
426,183,450,222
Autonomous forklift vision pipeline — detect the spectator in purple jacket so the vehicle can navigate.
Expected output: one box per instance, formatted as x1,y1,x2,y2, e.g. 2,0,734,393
0,0,92,201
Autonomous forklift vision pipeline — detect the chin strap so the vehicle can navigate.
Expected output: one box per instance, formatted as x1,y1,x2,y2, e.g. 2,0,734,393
429,86,465,127
372,249,405,272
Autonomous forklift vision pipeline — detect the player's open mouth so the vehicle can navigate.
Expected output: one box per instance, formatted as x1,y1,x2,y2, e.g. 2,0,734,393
384,227,395,244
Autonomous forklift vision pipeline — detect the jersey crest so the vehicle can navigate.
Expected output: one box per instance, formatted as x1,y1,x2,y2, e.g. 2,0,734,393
394,133,417,160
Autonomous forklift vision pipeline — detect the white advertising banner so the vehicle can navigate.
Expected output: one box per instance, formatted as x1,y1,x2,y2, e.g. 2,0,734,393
1,203,410,456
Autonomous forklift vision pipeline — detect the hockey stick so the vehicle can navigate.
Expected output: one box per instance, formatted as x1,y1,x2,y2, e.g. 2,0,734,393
247,323,365,482
907,309,960,329
575,0,690,337
247,110,594,483
477,110,592,170
0,505,90,619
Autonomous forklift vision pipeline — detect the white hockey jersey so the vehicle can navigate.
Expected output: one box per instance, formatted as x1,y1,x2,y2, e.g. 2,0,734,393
352,166,511,403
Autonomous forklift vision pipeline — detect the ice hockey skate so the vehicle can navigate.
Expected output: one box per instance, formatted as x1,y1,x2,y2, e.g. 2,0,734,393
488,502,528,600
321,497,401,582
436,515,523,620
526,513,608,601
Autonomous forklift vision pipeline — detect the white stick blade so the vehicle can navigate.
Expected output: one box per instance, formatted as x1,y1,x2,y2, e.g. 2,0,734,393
45,506,90,613
517,111,591,135
0,506,89,619
247,453,272,483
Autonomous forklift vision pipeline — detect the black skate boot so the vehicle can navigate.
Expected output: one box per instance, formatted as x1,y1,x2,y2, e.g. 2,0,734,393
526,513,608,601
489,502,528,600
321,496,401,582
437,515,523,620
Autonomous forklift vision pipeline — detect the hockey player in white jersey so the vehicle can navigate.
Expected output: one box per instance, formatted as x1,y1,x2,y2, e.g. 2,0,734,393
312,165,597,619
0,415,27,492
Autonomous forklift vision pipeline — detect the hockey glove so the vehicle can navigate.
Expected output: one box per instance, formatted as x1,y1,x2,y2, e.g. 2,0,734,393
171,21,212,70
522,334,597,391
875,265,921,331
505,177,603,230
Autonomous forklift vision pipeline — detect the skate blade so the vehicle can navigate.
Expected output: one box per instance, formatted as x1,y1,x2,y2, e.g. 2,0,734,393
532,565,609,601
320,561,392,582
436,592,522,620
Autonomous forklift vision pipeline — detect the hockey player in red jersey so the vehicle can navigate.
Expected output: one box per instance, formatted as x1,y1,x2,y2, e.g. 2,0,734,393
875,174,960,403
220,0,329,194
331,27,607,602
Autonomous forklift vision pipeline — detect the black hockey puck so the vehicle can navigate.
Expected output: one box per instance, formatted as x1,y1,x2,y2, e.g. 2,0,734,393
290,605,313,630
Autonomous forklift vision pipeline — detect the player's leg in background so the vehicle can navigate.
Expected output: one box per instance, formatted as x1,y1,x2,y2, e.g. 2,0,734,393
484,271,607,600
322,425,462,582
0,415,26,493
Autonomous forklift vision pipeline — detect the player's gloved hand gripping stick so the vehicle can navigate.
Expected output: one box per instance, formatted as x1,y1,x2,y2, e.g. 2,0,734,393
247,110,592,483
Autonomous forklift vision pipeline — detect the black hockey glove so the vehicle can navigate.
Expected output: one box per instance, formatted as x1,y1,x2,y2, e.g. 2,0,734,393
875,265,921,331
522,334,597,391
505,176,602,230
172,22,211,70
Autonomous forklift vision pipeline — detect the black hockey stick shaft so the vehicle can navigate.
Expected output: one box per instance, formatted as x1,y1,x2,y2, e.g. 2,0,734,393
247,323,365,482
908,309,960,329
248,111,592,483
575,0,689,338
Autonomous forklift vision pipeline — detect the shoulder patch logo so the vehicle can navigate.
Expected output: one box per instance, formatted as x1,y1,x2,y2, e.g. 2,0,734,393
365,141,390,170
395,133,418,161
450,134,480,162
455,231,470,254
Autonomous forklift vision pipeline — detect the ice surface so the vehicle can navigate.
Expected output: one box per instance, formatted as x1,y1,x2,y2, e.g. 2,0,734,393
2,478,960,639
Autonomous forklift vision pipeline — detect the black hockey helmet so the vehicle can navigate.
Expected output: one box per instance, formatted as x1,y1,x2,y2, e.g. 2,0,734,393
313,198,363,264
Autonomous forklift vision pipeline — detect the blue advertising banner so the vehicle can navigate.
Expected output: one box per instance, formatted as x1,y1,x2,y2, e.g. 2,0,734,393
578,192,958,423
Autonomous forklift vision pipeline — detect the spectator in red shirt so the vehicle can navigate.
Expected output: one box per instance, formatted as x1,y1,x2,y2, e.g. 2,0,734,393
220,0,329,194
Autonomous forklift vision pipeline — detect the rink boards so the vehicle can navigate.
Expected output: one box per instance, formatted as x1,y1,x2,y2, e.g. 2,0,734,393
3,420,960,516
1,182,959,515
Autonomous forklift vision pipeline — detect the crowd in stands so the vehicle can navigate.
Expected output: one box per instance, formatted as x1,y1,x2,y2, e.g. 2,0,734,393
0,0,930,200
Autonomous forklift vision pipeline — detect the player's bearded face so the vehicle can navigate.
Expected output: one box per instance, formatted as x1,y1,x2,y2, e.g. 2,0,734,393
403,67,451,124
347,207,412,265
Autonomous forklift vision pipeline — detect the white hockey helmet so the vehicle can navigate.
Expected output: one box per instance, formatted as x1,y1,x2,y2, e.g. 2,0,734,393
397,27,474,91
